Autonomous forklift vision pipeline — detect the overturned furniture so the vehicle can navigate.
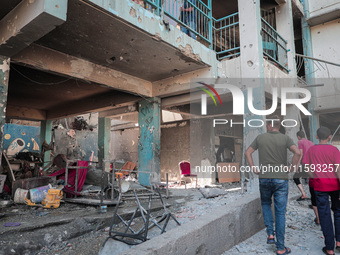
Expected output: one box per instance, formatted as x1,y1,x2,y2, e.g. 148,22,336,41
103,185,180,245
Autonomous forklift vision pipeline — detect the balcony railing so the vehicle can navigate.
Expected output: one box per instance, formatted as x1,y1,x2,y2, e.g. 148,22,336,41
135,1,247,62
143,0,212,45
261,17,288,71
213,13,240,60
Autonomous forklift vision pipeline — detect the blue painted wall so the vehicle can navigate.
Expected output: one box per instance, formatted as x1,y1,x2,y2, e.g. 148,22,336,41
3,124,41,156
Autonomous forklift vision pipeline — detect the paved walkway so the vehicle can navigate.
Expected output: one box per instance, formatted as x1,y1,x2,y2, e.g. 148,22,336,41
223,197,327,255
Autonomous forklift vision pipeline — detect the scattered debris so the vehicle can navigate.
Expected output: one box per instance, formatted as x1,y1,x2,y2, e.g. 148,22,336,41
199,188,227,198
71,116,95,131
223,184,324,255
4,222,21,227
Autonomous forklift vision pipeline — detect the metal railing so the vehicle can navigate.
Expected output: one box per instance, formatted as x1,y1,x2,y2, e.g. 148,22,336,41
261,9,275,28
261,17,288,71
143,0,212,45
212,12,240,60
139,0,241,60
143,0,160,15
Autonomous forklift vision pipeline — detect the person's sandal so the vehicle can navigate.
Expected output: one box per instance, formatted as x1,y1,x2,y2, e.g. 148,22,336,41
322,247,334,255
277,247,291,255
314,218,320,225
267,237,275,244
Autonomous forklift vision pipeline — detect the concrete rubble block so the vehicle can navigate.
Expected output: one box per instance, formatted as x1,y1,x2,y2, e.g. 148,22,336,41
199,188,228,199
98,239,131,255
123,194,264,255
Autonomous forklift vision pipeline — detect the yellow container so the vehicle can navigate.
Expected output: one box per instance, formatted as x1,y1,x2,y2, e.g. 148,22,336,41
41,189,63,209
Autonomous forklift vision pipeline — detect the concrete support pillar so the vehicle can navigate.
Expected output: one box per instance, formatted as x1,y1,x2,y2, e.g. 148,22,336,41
301,0,319,143
98,117,111,171
276,1,300,150
40,120,53,165
0,57,9,166
138,97,161,186
238,0,265,193
276,0,296,75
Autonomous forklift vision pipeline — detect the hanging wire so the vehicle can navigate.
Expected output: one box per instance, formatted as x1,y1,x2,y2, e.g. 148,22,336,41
11,65,71,85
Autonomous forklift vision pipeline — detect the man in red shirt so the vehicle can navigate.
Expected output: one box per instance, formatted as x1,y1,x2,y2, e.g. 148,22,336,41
303,126,340,255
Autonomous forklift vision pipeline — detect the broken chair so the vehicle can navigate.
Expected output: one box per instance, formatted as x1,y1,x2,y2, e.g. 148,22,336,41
179,161,198,189
103,185,180,246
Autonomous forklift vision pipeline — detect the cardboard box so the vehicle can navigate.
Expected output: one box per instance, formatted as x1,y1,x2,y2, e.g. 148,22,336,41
217,163,240,183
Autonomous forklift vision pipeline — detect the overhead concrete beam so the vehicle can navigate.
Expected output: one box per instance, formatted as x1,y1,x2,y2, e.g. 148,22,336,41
161,92,203,108
6,105,47,120
111,123,138,131
12,44,152,97
275,0,287,6
0,0,67,57
292,0,304,18
164,105,190,115
112,113,138,123
152,68,215,97
47,91,139,120
99,104,137,118
307,8,340,26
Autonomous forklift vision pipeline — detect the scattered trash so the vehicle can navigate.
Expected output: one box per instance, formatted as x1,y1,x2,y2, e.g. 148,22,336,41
14,188,29,204
100,205,107,213
4,222,21,227
29,184,52,203
31,211,50,217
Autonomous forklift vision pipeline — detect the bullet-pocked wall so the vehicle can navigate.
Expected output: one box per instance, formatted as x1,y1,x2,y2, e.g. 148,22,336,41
110,121,190,182
310,19,340,112
111,128,139,164
160,121,190,182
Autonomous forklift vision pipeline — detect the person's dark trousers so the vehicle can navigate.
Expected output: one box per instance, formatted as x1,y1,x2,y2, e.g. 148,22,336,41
259,179,289,251
315,190,340,251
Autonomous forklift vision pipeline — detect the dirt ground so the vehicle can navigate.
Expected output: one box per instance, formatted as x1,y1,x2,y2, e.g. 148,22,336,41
36,182,244,255
1,181,308,255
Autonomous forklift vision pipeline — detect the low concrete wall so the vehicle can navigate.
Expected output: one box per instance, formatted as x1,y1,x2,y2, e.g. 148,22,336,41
121,194,264,255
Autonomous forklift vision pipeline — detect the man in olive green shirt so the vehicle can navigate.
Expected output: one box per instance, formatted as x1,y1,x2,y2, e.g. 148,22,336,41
245,116,300,255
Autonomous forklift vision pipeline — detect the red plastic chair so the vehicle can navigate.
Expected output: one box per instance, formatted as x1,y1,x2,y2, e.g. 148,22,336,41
178,161,197,189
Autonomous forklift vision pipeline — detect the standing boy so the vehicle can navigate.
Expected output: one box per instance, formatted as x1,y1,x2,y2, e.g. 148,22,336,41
303,126,340,255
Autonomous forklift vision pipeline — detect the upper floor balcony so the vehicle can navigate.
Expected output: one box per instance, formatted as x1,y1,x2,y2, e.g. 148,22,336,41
133,0,291,72
0,0,294,108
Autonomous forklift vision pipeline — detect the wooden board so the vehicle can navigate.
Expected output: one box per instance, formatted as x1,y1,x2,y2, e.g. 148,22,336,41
121,161,136,175
217,163,240,183
3,153,15,183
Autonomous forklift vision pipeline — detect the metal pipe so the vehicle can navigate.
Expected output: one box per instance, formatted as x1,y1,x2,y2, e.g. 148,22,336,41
296,53,340,68
330,124,340,143
111,161,115,200
65,162,69,187
166,173,169,198
100,165,104,208
75,164,79,194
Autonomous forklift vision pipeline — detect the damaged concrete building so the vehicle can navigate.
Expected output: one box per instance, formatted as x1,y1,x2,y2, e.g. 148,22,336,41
1,0,340,254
